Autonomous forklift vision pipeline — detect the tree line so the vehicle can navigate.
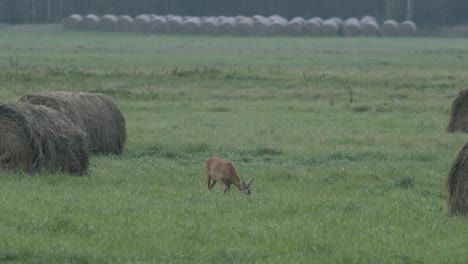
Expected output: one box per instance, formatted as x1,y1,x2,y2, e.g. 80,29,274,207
1,0,467,26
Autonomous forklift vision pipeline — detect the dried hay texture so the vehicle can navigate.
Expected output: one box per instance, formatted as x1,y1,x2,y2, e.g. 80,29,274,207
117,15,134,32
150,16,167,33
381,20,399,37
63,14,82,30
399,20,417,36
447,89,468,133
81,14,100,30
447,141,468,216
0,102,88,175
98,14,118,31
343,17,362,36
19,92,126,155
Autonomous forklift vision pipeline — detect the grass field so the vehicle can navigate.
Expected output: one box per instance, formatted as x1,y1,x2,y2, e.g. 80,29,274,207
1,24,468,263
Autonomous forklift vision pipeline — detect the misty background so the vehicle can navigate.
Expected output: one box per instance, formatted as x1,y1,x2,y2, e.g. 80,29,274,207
0,0,467,27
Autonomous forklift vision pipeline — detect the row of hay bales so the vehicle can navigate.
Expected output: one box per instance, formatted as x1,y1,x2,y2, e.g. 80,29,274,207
0,92,126,175
63,14,417,37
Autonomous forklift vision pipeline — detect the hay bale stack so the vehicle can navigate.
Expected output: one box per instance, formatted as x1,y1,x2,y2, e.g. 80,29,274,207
181,17,201,34
166,16,184,34
399,20,417,36
150,16,167,33
447,141,468,216
321,19,340,36
81,14,100,30
117,15,134,31
19,92,126,155
381,20,399,37
304,17,322,36
236,17,253,35
63,14,82,30
219,17,237,35
200,17,219,35
267,17,287,35
134,14,152,32
98,14,118,31
0,103,88,175
447,89,468,133
343,17,362,36
285,17,305,36
252,17,270,36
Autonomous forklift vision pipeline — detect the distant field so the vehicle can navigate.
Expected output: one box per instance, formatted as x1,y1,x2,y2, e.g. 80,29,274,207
1,24,468,263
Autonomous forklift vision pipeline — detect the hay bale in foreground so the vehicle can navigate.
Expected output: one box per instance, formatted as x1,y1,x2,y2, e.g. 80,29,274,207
321,19,340,36
134,14,152,32
447,141,468,216
362,20,380,36
200,17,219,35
20,92,126,155
150,16,167,33
252,17,270,36
447,88,468,133
285,17,305,36
63,14,82,30
0,103,88,175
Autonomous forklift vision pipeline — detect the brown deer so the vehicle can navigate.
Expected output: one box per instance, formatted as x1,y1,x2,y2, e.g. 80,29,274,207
204,156,253,195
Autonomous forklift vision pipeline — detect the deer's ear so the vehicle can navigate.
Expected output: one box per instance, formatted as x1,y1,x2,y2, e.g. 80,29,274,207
246,177,253,186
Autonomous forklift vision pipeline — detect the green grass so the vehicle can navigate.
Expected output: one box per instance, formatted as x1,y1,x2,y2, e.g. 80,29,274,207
1,24,468,263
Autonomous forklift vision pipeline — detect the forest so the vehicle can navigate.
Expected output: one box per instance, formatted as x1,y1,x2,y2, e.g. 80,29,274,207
1,0,467,27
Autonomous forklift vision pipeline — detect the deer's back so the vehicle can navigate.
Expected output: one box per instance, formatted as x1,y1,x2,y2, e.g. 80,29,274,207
205,156,239,181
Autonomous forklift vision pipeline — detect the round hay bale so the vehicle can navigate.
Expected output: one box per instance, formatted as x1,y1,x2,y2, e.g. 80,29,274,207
200,17,218,35
19,92,126,155
0,102,88,175
117,15,134,32
399,20,417,36
219,17,237,35
236,17,253,35
134,14,152,32
98,14,118,31
181,17,201,34
447,89,468,133
62,14,82,30
362,20,380,36
330,17,343,28
285,17,305,36
321,19,340,36
267,18,287,35
268,15,285,22
150,16,167,33
252,15,265,21
252,18,270,36
304,18,322,36
360,15,377,24
343,17,362,36
381,20,399,37
81,14,100,30
166,16,184,34
447,140,468,216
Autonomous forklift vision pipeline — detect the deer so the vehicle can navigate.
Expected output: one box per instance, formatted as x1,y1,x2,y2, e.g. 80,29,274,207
204,156,253,195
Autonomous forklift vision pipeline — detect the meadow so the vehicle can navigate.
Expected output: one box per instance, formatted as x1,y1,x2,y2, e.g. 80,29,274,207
1,24,468,263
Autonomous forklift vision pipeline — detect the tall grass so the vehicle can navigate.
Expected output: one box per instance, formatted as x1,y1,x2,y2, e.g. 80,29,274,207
1,25,468,263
